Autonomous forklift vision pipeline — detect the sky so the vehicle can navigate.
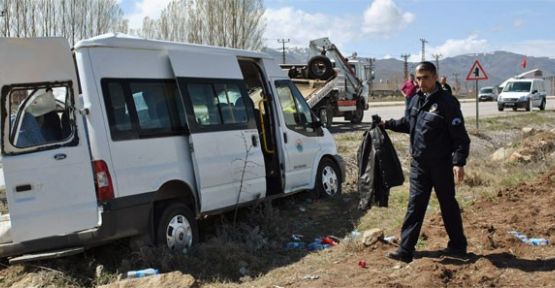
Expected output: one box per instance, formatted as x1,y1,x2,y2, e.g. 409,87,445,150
117,0,555,60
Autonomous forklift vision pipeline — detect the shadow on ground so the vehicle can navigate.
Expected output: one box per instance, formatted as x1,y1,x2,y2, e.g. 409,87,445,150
12,190,366,286
417,250,555,272
328,121,371,134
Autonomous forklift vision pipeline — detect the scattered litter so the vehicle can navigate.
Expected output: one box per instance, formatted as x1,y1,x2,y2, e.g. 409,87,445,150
383,236,397,244
349,230,362,239
292,234,303,241
285,241,305,250
358,260,367,269
302,274,320,280
286,235,339,251
321,236,338,246
239,267,249,276
95,264,104,279
307,240,330,251
528,238,549,246
285,234,306,250
299,206,306,212
509,231,549,246
307,236,339,251
126,268,159,278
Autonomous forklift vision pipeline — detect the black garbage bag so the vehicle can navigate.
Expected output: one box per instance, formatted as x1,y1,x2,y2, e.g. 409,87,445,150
357,115,404,210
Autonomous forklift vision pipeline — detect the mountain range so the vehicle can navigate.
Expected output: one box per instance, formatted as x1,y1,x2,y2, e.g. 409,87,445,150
263,48,555,93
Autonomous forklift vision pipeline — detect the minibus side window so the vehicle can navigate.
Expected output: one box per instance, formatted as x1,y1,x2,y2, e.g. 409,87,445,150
102,78,187,140
275,80,315,134
187,83,221,126
185,81,249,127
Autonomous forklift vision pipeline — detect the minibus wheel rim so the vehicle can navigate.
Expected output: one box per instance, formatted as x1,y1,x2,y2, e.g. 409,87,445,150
322,166,339,196
166,214,193,252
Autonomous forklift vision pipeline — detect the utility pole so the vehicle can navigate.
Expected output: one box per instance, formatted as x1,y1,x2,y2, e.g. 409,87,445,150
277,38,290,64
432,53,442,75
420,38,428,61
369,58,376,96
401,54,410,80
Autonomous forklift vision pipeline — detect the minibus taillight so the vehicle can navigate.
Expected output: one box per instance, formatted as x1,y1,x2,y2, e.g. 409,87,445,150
92,160,114,202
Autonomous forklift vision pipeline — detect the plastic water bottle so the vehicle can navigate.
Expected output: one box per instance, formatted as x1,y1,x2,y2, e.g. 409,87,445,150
126,268,159,278
285,242,305,250
527,238,549,246
509,231,528,242
383,236,397,244
307,242,325,251
351,230,362,239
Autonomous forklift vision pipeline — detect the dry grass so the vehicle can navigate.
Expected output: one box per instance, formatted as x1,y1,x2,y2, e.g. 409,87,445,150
1,112,555,287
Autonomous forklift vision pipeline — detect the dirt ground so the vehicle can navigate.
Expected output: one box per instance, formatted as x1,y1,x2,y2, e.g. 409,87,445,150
251,167,555,288
1,112,555,287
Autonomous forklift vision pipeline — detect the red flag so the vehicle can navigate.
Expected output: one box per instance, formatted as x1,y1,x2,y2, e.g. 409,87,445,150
521,57,527,69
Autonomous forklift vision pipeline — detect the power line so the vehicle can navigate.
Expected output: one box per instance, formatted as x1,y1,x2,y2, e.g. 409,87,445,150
420,38,428,61
401,54,410,80
277,38,290,64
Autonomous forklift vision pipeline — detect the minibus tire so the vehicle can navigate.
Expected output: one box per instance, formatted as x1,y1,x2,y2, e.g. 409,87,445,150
156,203,198,253
314,158,342,198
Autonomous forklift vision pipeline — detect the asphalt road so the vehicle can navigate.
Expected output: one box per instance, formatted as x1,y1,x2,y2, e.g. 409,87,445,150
333,99,555,125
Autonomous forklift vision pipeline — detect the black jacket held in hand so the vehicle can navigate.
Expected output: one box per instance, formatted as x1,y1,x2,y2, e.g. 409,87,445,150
385,85,470,166
358,117,404,210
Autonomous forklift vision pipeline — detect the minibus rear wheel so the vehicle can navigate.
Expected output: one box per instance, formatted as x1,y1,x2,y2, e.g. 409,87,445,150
156,203,199,253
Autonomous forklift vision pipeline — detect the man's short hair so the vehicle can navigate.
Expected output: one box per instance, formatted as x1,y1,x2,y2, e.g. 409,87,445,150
415,61,437,75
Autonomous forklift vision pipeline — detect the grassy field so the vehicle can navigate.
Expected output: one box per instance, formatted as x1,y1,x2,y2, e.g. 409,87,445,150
1,111,555,287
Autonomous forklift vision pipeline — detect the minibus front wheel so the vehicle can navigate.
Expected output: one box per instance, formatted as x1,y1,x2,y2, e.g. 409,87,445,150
314,158,342,198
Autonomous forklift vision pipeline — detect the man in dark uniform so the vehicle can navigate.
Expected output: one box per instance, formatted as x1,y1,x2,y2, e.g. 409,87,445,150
440,76,453,96
383,62,470,263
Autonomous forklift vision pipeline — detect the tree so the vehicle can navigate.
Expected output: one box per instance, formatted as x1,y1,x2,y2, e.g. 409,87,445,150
1,0,127,47
138,0,266,51
187,0,265,50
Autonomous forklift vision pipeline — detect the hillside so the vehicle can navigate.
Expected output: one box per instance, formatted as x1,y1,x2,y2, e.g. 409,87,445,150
268,47,555,92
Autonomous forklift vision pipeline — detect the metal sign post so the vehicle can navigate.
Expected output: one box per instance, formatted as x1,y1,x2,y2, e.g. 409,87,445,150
475,79,479,130
466,60,488,130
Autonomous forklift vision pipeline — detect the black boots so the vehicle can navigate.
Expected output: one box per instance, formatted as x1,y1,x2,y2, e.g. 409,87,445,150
385,249,413,263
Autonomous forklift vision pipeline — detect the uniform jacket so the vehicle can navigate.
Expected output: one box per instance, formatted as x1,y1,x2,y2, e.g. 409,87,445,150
385,84,470,166
357,119,404,210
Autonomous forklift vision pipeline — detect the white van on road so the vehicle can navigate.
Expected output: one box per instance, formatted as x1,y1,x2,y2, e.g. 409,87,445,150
0,34,344,262
497,78,547,111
